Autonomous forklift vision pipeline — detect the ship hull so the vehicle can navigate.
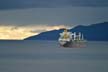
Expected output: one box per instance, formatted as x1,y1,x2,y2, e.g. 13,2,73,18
61,41,72,47
59,40,86,48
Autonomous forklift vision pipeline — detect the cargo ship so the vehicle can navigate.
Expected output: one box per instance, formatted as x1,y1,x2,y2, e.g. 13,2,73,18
58,29,86,48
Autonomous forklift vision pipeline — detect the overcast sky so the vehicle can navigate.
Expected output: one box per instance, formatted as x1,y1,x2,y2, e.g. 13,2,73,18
0,0,107,27
0,7,107,27
0,0,108,10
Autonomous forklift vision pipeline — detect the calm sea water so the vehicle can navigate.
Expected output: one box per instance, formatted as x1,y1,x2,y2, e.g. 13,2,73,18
0,40,108,72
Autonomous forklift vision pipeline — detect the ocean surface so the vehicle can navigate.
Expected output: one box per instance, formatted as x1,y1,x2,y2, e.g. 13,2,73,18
0,40,108,72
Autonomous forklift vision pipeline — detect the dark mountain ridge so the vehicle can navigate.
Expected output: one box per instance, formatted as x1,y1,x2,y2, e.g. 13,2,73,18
25,22,108,41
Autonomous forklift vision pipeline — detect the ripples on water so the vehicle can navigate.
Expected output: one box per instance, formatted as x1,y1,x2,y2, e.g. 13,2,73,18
0,40,108,72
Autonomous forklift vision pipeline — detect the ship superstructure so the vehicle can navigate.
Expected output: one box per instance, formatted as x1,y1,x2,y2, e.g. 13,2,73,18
58,29,86,48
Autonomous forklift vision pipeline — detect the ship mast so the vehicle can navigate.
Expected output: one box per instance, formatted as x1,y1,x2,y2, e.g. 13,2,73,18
73,32,76,40
78,32,81,40
81,33,84,40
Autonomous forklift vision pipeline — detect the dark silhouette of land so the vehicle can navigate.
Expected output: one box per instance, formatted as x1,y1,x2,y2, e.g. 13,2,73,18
25,22,108,41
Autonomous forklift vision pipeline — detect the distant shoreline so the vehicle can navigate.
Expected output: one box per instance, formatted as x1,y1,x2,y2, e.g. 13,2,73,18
0,40,108,42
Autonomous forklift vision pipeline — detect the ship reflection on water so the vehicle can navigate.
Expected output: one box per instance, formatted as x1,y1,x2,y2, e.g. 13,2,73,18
58,28,86,48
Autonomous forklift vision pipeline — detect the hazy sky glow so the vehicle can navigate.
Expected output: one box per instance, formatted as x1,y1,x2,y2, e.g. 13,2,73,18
0,25,67,40
0,0,107,39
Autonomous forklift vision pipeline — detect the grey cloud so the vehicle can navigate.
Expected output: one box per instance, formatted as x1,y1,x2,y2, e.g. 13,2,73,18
0,0,108,10
0,7,107,26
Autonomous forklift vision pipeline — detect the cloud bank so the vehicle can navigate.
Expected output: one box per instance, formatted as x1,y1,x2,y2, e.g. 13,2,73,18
0,7,107,26
0,0,108,10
